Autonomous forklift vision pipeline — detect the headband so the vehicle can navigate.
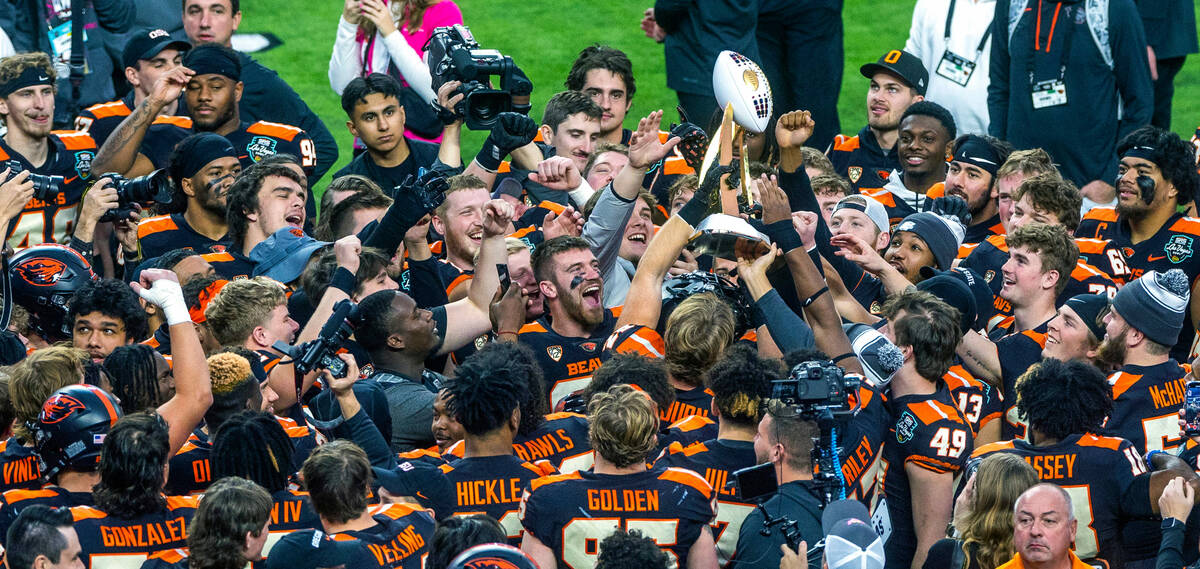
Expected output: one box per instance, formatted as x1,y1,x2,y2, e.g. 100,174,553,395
1122,145,1158,163
184,46,241,81
952,135,1000,177
0,66,52,98
177,133,238,179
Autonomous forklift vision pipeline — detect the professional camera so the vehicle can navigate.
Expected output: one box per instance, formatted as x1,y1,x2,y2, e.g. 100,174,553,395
274,299,363,380
426,24,533,130
3,160,63,202
771,359,860,419
97,169,172,222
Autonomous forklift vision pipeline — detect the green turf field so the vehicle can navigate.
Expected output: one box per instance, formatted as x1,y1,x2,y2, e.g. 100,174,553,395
241,0,1200,199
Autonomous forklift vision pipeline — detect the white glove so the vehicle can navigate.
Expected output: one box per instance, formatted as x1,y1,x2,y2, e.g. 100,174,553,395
134,279,190,326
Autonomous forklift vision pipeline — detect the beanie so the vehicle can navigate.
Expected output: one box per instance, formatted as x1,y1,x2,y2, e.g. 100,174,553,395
1063,293,1110,342
1111,269,1189,346
893,212,964,270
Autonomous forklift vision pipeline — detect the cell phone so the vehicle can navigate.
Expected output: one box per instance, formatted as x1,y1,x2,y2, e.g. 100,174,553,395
1184,380,1200,436
733,463,778,501
496,263,511,295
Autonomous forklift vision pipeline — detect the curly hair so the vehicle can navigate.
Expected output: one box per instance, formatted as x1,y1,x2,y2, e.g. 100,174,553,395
0,53,55,98
596,529,669,569
1016,359,1112,441
427,515,507,569
211,411,295,493
301,440,372,525
1118,125,1200,205
959,453,1039,569
188,477,272,569
1011,174,1082,231
94,412,170,519
225,162,306,249
586,353,675,412
588,385,659,468
665,293,735,387
444,343,528,436
565,44,636,100
706,344,781,427
498,343,549,436
1006,223,1079,297
69,278,150,342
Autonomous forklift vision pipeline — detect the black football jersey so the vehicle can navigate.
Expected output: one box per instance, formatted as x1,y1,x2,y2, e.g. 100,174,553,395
838,382,889,508
439,454,555,544
165,429,212,496
70,496,199,569
142,119,316,176
74,96,134,146
0,486,91,546
944,365,1003,438
996,326,1049,441
520,466,716,569
655,439,758,568
659,416,719,451
137,213,231,260
660,387,713,425
329,503,436,569
1106,360,1190,455
827,126,899,192
514,412,593,474
1077,207,1200,360
0,437,42,492
518,308,621,410
877,389,973,569
0,131,96,248
973,434,1147,564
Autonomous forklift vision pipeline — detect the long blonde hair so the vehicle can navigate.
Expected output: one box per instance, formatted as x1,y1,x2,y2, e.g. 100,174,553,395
959,453,1039,569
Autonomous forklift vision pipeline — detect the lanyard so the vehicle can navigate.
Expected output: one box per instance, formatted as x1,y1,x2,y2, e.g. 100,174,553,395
943,0,993,58
1025,0,1075,85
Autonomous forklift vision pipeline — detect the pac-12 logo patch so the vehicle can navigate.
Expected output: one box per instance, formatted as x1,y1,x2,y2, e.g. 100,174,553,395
246,136,278,162
895,411,918,443
848,167,862,183
1164,235,1193,264
547,346,563,362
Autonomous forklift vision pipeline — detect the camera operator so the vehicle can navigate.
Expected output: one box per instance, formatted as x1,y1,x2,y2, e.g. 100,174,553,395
0,53,99,249
729,396,824,569
136,133,240,260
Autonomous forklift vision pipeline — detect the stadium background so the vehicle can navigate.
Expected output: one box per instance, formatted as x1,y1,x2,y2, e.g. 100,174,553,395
241,0,1200,198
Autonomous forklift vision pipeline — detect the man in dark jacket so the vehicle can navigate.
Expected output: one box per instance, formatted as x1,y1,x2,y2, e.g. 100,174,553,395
988,0,1153,207
0,0,135,126
181,0,337,194
1138,0,1198,129
642,0,760,125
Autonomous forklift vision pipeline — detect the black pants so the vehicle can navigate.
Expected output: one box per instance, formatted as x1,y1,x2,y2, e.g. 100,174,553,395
756,3,844,151
1152,55,1186,129
677,91,720,130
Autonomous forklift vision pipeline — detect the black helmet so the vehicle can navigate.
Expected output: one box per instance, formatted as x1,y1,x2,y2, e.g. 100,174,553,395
33,384,123,480
448,544,539,569
9,245,96,342
659,271,754,337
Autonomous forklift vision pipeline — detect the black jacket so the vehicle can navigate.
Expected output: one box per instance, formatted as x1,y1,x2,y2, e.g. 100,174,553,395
988,0,1153,187
653,0,761,96
1138,0,1198,59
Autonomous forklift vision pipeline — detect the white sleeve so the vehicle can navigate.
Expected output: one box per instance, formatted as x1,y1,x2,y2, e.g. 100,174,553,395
329,16,364,95
0,28,13,60
904,0,932,62
380,31,437,105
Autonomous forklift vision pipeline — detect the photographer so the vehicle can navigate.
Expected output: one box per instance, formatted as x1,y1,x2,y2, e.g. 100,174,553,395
729,398,824,569
0,53,99,249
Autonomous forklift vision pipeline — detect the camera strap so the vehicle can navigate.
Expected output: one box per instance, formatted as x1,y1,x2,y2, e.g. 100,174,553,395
0,252,11,331
67,1,86,118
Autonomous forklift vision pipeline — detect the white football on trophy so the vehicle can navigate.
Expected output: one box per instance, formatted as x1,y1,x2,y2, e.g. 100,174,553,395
712,50,773,133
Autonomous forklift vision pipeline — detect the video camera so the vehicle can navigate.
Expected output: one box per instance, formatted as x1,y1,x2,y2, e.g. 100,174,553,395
771,360,860,419
274,299,363,380
3,160,63,202
426,24,532,130
96,169,172,222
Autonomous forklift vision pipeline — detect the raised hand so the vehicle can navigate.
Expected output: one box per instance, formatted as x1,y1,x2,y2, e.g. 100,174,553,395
831,233,890,275
359,0,396,35
543,206,584,239
334,234,363,275
628,110,681,169
528,156,581,191
482,199,516,238
148,66,193,110
775,110,815,150
756,174,791,224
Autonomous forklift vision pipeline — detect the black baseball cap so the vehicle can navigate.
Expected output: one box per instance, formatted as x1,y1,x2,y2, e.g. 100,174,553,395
860,49,928,96
123,29,191,70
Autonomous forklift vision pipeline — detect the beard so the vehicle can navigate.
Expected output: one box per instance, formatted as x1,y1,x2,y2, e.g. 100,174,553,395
1095,328,1129,368
560,287,604,328
193,104,238,132
193,176,231,217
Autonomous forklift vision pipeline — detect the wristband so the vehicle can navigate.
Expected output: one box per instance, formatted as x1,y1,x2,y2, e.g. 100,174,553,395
802,287,829,308
330,267,357,296
762,219,803,253
496,330,519,337
676,193,709,228
475,137,504,172
1145,450,1166,470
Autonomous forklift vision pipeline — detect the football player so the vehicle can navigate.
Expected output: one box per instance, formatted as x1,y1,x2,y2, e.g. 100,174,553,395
136,133,241,259
1076,126,1200,361
520,384,718,569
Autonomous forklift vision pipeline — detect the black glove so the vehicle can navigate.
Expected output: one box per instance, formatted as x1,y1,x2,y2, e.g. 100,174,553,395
669,122,708,171
677,164,734,226
476,113,537,171
924,195,972,227
394,168,450,215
